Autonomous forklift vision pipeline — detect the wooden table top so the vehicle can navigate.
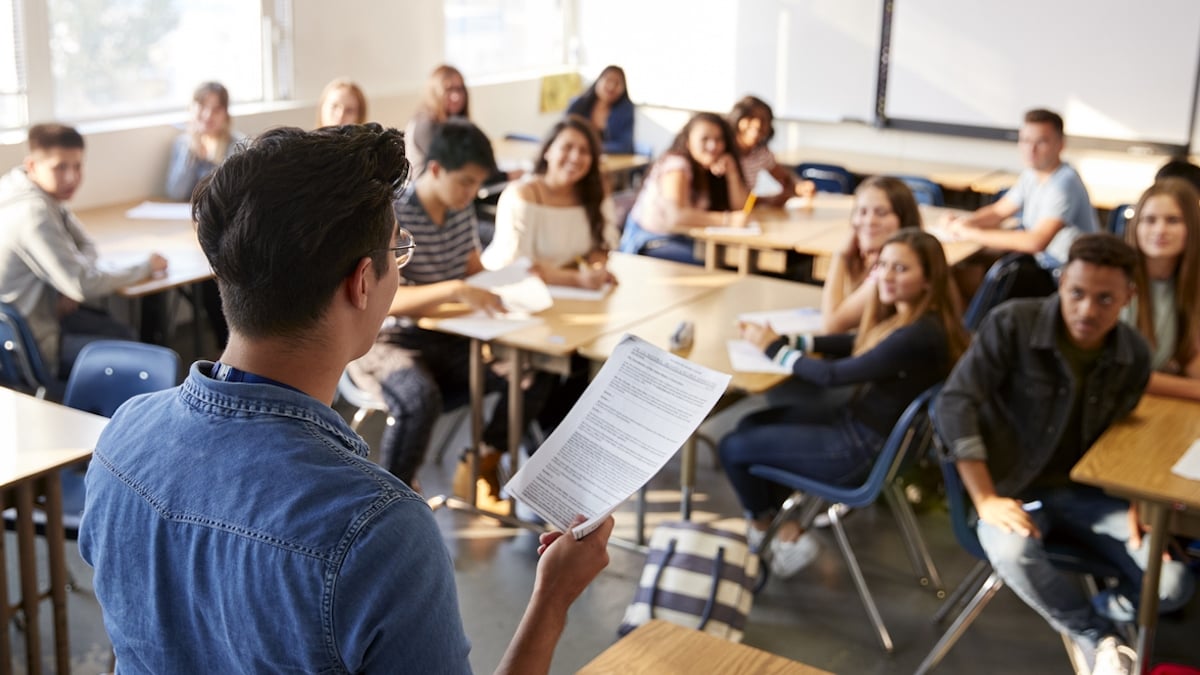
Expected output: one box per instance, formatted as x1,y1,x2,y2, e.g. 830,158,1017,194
1071,394,1200,510
0,388,107,489
421,253,739,357
578,273,822,394
690,194,980,266
76,200,213,297
577,620,833,675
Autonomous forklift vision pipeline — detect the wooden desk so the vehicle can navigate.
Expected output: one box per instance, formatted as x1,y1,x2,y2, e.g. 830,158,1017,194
577,619,833,675
421,254,738,513
1071,394,1200,673
76,201,213,297
579,274,822,521
0,388,108,675
491,138,649,184
691,194,980,276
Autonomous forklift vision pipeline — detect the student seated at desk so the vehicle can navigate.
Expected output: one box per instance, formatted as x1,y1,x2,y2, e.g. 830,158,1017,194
935,233,1194,675
482,115,619,287
566,65,635,155
80,123,614,675
348,119,555,496
721,230,967,577
1121,178,1200,400
165,82,245,202
821,176,923,333
618,112,749,265
727,95,815,208
316,77,368,127
0,123,167,378
944,108,1099,297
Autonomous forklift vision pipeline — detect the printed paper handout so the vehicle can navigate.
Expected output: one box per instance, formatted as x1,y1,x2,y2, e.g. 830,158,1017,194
504,334,731,538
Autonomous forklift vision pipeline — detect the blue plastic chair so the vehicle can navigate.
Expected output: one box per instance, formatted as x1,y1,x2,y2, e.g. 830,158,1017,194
962,253,1055,331
503,132,541,143
749,384,946,652
896,175,945,206
4,339,179,540
0,300,62,399
913,417,1124,674
1108,204,1134,237
796,162,855,194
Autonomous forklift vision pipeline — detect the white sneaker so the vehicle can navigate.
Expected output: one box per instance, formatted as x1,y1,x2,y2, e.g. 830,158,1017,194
812,504,853,529
1091,635,1136,675
746,527,766,552
769,533,820,579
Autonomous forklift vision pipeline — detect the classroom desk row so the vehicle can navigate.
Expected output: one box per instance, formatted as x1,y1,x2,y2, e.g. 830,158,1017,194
1,389,109,675
692,193,982,276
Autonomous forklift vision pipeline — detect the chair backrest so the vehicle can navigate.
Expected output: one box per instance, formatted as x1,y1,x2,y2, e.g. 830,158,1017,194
963,253,1056,331
337,369,388,413
0,300,58,397
896,175,945,206
748,384,942,508
1108,203,1134,237
63,340,180,417
503,131,541,143
796,162,855,194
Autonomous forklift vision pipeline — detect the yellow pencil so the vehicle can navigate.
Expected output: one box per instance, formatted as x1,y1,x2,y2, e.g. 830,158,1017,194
743,192,757,213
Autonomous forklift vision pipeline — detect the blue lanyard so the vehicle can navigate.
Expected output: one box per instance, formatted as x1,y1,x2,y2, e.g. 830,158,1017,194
211,362,303,394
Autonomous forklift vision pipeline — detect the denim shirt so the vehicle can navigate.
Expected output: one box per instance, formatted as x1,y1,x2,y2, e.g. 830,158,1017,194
79,362,472,674
935,296,1150,496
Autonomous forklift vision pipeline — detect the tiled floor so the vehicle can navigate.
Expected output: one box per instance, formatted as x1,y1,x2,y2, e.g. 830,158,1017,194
6,384,1199,674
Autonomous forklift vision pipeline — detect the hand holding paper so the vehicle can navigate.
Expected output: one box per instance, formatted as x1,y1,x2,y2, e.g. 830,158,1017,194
505,334,731,538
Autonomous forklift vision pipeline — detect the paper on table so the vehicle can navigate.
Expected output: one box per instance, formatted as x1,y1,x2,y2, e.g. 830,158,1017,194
125,201,193,220
436,312,543,341
737,307,823,335
1170,439,1200,481
752,167,784,197
505,334,731,538
547,283,612,301
726,339,791,374
703,224,763,236
467,259,554,315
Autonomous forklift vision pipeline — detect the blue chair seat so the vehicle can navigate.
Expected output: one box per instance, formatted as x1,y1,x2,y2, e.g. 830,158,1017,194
796,162,855,194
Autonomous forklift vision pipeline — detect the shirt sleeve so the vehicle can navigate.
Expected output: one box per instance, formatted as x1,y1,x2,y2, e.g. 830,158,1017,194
789,319,945,387
334,498,472,674
164,134,216,202
480,186,533,269
13,199,151,302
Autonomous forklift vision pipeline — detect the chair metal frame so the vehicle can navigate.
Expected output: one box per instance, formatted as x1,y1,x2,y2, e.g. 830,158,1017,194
914,414,1126,675
749,384,946,652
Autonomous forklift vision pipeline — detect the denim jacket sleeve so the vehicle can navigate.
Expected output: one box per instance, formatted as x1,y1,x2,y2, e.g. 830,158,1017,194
934,304,1018,464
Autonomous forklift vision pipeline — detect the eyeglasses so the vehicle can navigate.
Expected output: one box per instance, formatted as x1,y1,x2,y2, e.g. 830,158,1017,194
379,228,416,270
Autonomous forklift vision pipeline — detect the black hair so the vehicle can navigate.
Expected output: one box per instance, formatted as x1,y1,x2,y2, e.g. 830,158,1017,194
1024,108,1064,137
666,112,745,211
533,115,607,248
425,118,497,174
728,95,775,146
192,124,409,339
1155,158,1200,194
574,65,631,114
1066,232,1139,282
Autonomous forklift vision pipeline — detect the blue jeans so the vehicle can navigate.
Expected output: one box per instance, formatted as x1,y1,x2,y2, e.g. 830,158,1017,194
976,485,1195,656
719,406,882,519
618,214,703,266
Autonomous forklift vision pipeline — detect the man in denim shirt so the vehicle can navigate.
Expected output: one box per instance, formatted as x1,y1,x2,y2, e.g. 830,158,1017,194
79,124,613,674
936,233,1194,675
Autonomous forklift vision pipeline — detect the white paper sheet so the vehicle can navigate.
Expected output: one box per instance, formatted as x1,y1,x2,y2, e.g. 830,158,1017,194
1170,439,1200,481
736,307,823,335
726,339,792,374
752,167,784,196
435,312,543,341
466,259,554,314
546,283,612,301
505,334,731,538
124,201,193,220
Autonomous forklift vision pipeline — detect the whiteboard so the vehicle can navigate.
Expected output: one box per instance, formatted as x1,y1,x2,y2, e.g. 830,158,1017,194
885,0,1200,146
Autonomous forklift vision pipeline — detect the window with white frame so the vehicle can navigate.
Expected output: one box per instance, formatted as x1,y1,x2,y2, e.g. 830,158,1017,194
1,0,25,129
444,0,566,78
2,0,291,130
